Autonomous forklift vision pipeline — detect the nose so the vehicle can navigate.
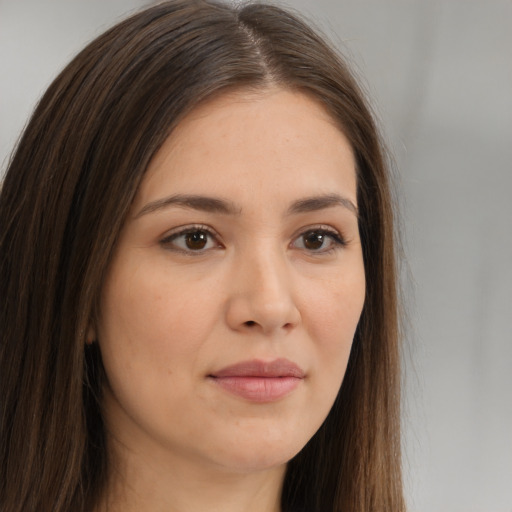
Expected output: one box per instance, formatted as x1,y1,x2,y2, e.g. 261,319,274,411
225,246,301,336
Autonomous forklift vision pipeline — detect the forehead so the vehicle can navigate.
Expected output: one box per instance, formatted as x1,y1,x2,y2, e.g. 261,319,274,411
135,87,357,211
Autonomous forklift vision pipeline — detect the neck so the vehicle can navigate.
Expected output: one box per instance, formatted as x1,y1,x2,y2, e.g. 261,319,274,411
96,435,285,512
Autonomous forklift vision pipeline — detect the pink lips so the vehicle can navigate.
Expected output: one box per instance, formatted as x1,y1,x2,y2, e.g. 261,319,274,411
209,358,305,403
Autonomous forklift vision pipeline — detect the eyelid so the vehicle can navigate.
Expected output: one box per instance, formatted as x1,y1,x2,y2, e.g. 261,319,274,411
291,224,347,241
159,224,223,253
159,223,348,255
290,224,348,252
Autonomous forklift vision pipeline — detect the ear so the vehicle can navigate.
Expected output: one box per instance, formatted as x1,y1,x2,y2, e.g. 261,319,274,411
86,324,97,345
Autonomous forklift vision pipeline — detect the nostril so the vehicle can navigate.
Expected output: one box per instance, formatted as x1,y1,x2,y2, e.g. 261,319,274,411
244,321,256,327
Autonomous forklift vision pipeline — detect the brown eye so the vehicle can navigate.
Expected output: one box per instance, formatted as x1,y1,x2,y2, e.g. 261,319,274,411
303,231,326,250
292,228,346,253
184,231,208,250
161,227,219,253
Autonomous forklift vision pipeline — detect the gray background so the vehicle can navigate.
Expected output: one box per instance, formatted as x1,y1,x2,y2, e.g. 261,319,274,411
1,1,511,510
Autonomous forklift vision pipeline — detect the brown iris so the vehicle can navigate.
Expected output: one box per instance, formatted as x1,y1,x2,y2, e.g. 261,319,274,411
185,231,208,250
303,231,325,250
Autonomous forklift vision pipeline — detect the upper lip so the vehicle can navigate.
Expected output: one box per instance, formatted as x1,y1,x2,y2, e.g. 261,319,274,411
210,358,305,378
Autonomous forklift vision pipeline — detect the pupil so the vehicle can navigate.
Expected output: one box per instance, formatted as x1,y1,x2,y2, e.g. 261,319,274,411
185,231,207,250
304,232,324,250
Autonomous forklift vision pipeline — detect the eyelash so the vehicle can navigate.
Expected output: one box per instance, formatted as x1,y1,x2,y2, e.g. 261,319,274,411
291,226,347,254
160,224,222,255
159,224,347,255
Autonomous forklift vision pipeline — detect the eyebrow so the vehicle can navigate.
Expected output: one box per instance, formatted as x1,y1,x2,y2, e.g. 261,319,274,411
286,194,358,217
134,194,241,218
134,193,358,219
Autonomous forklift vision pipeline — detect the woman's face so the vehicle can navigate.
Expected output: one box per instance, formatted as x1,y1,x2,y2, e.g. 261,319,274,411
96,88,365,475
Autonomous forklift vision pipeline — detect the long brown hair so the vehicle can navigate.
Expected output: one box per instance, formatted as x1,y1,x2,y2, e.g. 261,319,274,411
0,1,404,510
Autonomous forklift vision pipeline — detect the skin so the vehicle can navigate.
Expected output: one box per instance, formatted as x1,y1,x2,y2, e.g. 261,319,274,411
95,87,366,512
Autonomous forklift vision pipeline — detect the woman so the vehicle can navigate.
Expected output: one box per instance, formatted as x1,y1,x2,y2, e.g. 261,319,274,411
0,1,404,511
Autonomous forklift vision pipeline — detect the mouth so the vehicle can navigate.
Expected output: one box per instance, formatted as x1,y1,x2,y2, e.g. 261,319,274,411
208,358,305,403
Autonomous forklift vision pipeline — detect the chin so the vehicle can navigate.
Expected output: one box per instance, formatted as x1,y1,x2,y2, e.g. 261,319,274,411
216,448,297,474
204,421,313,474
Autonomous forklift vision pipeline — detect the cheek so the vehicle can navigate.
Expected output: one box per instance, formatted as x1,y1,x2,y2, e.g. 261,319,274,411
309,267,365,334
303,267,365,375
99,260,219,361
96,260,224,437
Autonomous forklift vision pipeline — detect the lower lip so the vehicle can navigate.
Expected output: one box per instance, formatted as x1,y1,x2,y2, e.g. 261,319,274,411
210,376,302,402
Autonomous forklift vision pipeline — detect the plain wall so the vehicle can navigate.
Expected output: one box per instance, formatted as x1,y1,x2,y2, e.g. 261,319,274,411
1,1,511,510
